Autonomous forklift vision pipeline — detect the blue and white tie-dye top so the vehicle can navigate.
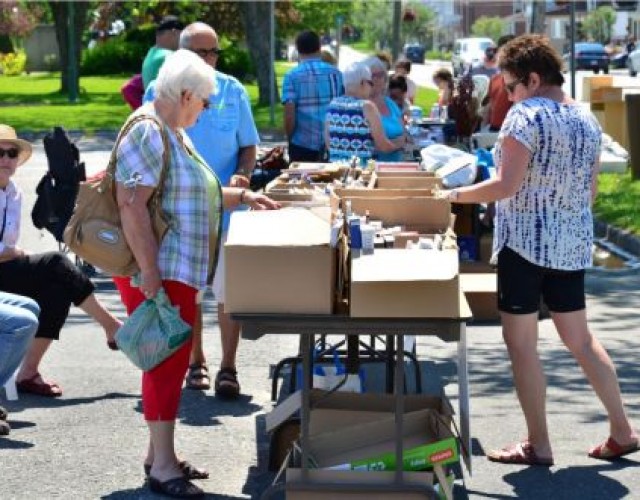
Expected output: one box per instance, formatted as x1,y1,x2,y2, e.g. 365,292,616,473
492,97,602,270
326,95,374,165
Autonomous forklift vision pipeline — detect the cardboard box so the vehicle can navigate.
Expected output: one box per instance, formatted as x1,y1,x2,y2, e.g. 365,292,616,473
286,469,434,500
373,176,442,190
266,389,454,435
306,409,456,470
350,249,461,318
225,209,335,314
340,197,452,233
375,169,434,177
460,273,499,322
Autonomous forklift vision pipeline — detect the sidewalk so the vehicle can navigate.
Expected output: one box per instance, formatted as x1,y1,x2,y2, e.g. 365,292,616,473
2,138,639,499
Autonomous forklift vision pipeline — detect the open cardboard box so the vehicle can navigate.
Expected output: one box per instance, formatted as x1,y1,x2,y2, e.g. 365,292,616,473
350,249,461,318
369,174,442,190
285,469,435,500
225,208,335,314
274,391,456,500
460,273,499,322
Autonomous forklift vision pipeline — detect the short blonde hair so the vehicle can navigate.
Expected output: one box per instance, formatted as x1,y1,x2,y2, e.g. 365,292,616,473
155,49,216,104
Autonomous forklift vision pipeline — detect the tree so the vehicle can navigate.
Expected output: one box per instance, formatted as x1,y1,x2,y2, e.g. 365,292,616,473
582,6,616,44
0,1,44,51
471,16,505,42
48,1,91,95
238,2,277,106
351,1,394,50
401,2,436,45
287,1,352,38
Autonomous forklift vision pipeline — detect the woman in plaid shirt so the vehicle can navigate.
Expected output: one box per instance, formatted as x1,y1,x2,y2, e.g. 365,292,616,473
114,49,278,498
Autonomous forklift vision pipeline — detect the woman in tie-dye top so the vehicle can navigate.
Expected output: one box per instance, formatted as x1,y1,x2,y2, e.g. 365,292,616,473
440,34,638,467
325,62,405,165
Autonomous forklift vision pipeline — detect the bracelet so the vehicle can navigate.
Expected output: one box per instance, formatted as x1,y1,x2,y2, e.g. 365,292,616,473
239,189,247,204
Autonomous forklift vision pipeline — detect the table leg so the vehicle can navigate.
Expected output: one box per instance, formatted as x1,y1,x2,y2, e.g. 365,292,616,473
301,333,313,481
457,323,471,474
394,334,405,484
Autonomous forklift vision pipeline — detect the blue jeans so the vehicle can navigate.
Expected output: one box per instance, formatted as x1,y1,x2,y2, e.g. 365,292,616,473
0,292,40,387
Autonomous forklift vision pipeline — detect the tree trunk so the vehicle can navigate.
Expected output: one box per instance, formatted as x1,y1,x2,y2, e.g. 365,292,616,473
49,1,90,94
529,0,547,35
239,1,278,106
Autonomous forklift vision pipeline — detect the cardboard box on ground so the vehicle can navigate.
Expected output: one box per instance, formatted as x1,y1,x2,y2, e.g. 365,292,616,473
265,390,458,499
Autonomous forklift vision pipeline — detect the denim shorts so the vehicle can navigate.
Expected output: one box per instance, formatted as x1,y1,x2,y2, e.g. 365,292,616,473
497,246,586,314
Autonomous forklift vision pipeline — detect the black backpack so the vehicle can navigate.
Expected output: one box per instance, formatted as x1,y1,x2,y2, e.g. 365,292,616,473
32,127,86,242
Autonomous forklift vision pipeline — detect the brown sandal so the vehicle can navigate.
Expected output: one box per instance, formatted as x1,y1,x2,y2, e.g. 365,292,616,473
16,373,63,398
487,441,554,467
589,436,640,461
214,367,240,399
185,363,211,390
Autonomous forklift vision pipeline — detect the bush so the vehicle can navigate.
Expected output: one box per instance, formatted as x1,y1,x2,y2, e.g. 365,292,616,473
217,44,254,82
81,37,147,75
124,24,156,46
0,51,27,76
426,50,452,61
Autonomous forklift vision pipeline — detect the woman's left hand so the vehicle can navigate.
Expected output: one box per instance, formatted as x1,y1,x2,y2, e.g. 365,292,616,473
244,191,281,211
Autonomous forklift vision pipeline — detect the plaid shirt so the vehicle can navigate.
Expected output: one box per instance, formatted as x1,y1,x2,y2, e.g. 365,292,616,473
115,109,222,290
282,57,344,151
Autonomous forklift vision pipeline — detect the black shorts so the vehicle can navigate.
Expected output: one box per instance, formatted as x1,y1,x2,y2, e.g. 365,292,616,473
497,246,585,314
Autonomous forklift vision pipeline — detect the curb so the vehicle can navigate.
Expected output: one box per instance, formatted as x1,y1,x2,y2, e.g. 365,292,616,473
594,218,640,258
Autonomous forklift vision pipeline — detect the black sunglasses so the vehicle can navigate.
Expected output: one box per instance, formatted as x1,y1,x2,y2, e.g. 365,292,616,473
0,147,19,159
191,47,222,58
505,77,524,94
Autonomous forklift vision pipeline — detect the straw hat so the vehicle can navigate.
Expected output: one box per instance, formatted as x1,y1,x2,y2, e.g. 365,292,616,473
0,124,32,166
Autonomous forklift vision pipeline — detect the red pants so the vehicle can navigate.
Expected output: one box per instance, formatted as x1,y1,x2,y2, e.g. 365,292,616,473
114,276,196,421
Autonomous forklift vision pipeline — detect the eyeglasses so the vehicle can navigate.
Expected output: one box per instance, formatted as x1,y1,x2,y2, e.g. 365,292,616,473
363,79,374,87
504,78,524,94
371,72,387,80
191,47,222,58
201,97,210,110
0,147,19,159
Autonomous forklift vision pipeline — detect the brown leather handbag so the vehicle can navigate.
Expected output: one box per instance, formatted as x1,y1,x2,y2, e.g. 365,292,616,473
63,115,170,276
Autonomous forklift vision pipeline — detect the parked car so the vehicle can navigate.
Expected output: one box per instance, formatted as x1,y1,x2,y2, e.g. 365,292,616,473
627,47,640,76
451,37,494,76
562,42,610,74
404,43,425,64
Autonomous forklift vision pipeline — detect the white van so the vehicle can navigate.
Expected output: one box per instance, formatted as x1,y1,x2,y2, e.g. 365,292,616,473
451,37,495,76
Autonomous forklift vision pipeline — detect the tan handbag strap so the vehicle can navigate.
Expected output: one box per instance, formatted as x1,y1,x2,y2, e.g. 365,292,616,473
106,114,171,207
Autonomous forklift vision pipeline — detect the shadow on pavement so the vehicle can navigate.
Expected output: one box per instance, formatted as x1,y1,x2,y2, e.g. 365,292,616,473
178,390,262,428
0,438,35,450
101,486,249,499
5,392,140,413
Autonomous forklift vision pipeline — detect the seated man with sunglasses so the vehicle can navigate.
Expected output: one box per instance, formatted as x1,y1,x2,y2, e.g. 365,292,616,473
144,22,260,399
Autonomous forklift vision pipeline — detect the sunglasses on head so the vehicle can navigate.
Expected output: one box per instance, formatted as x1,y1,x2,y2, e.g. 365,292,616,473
0,147,19,159
191,47,222,58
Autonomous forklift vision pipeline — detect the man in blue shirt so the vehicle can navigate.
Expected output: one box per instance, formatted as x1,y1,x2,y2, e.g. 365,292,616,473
282,30,344,162
145,22,259,398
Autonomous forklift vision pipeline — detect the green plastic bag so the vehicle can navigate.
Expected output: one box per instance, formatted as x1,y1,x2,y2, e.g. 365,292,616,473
115,289,191,371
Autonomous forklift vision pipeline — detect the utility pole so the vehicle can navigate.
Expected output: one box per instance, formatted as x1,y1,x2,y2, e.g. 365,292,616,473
392,0,402,61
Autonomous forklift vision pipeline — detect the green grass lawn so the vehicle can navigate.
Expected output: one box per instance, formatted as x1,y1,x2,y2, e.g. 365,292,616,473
594,170,640,235
0,63,293,133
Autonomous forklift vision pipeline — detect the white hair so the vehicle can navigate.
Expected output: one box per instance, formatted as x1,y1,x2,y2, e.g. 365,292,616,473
361,55,388,76
179,22,216,49
342,62,371,93
154,49,216,103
